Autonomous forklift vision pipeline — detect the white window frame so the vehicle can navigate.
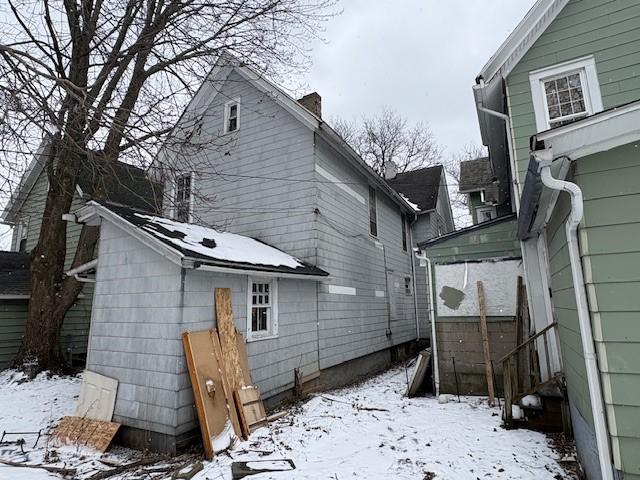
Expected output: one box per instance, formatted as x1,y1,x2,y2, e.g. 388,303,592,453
174,172,193,222
15,217,29,252
529,56,603,132
368,186,378,237
476,206,496,223
224,98,240,134
246,277,278,342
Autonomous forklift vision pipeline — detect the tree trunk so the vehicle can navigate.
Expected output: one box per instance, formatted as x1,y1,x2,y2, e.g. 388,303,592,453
13,142,99,374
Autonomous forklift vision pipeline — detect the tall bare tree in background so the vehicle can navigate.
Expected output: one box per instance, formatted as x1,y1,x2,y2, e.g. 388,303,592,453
333,107,440,175
0,0,336,374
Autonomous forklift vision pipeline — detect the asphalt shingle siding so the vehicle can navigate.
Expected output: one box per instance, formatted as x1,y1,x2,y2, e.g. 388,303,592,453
387,165,442,212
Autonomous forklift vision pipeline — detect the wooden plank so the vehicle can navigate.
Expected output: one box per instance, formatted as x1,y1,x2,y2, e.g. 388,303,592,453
51,416,120,452
215,288,245,393
235,331,253,386
234,386,267,435
407,348,432,397
210,330,244,439
182,330,237,459
477,281,496,406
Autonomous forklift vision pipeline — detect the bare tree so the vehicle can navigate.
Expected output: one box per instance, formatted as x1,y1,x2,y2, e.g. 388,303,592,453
332,107,440,175
0,0,337,374
444,143,488,227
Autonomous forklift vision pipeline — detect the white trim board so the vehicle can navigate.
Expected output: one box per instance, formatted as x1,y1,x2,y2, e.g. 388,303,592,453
315,165,365,204
328,285,356,296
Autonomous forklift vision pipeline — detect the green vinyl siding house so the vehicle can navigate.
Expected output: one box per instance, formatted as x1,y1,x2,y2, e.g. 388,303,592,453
474,0,640,478
0,146,161,369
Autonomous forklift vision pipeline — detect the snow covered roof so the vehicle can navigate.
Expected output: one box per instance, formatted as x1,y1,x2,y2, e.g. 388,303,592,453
0,252,30,298
78,202,328,278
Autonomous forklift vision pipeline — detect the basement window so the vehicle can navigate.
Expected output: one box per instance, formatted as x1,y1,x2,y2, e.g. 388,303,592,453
174,173,192,223
247,278,278,341
224,99,240,133
529,56,603,132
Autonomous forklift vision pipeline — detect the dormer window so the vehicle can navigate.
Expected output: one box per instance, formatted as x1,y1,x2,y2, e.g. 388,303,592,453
224,99,240,133
529,56,603,132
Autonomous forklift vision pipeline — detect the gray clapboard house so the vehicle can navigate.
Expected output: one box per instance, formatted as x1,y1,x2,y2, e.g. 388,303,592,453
0,151,161,367
74,55,453,451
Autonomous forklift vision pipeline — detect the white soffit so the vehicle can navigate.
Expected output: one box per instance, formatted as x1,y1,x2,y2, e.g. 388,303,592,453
537,102,640,160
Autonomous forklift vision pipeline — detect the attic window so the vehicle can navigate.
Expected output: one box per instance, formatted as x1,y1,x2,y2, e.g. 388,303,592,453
529,56,603,132
224,99,240,133
401,213,407,251
16,217,29,253
369,187,378,237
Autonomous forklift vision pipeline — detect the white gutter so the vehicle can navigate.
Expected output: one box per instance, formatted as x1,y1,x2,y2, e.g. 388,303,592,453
65,259,98,284
476,100,520,213
414,250,440,396
190,262,328,281
534,149,613,480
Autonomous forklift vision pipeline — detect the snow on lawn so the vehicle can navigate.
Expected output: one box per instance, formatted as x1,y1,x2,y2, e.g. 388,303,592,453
0,366,571,480
0,370,81,479
195,366,569,480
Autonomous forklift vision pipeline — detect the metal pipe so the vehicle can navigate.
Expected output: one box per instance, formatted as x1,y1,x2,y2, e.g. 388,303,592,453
537,155,614,480
414,251,440,396
476,102,520,213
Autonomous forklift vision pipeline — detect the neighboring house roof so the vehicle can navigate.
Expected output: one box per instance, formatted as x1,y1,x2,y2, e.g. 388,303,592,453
458,157,493,193
0,251,30,299
418,213,518,249
77,161,162,213
476,0,570,83
2,144,162,224
157,52,417,216
386,165,443,213
75,202,329,279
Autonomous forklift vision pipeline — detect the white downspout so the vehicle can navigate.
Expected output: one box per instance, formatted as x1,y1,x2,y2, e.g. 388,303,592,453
475,101,520,213
414,251,439,396
536,151,614,480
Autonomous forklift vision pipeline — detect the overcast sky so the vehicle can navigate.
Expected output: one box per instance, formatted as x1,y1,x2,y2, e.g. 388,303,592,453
302,0,535,158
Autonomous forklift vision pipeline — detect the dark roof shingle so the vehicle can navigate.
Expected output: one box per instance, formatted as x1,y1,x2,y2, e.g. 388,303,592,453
458,157,494,193
387,165,443,212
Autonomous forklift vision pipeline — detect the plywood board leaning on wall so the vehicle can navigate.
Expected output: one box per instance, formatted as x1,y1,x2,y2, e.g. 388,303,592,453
51,416,120,452
182,329,240,459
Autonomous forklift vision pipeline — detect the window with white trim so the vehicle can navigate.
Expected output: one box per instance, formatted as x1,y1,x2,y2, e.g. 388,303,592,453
174,173,192,222
247,278,278,340
369,187,378,237
15,217,29,253
224,99,240,133
529,56,603,132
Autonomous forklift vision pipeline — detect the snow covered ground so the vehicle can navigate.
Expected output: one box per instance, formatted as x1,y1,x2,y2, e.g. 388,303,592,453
0,365,573,479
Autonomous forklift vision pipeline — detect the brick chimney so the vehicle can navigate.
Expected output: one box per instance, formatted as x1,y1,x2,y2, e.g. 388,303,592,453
297,92,322,118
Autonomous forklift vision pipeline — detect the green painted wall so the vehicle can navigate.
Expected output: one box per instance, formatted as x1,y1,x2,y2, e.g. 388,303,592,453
2,168,92,368
506,0,640,187
423,217,520,264
469,192,483,224
503,1,640,475
545,143,640,476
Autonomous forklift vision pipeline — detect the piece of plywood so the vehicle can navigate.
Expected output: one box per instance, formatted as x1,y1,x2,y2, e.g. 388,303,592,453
234,386,267,436
235,331,253,386
407,348,432,397
215,288,245,393
75,370,118,421
182,330,238,459
51,416,120,452
477,281,496,406
210,329,244,439
435,260,523,317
